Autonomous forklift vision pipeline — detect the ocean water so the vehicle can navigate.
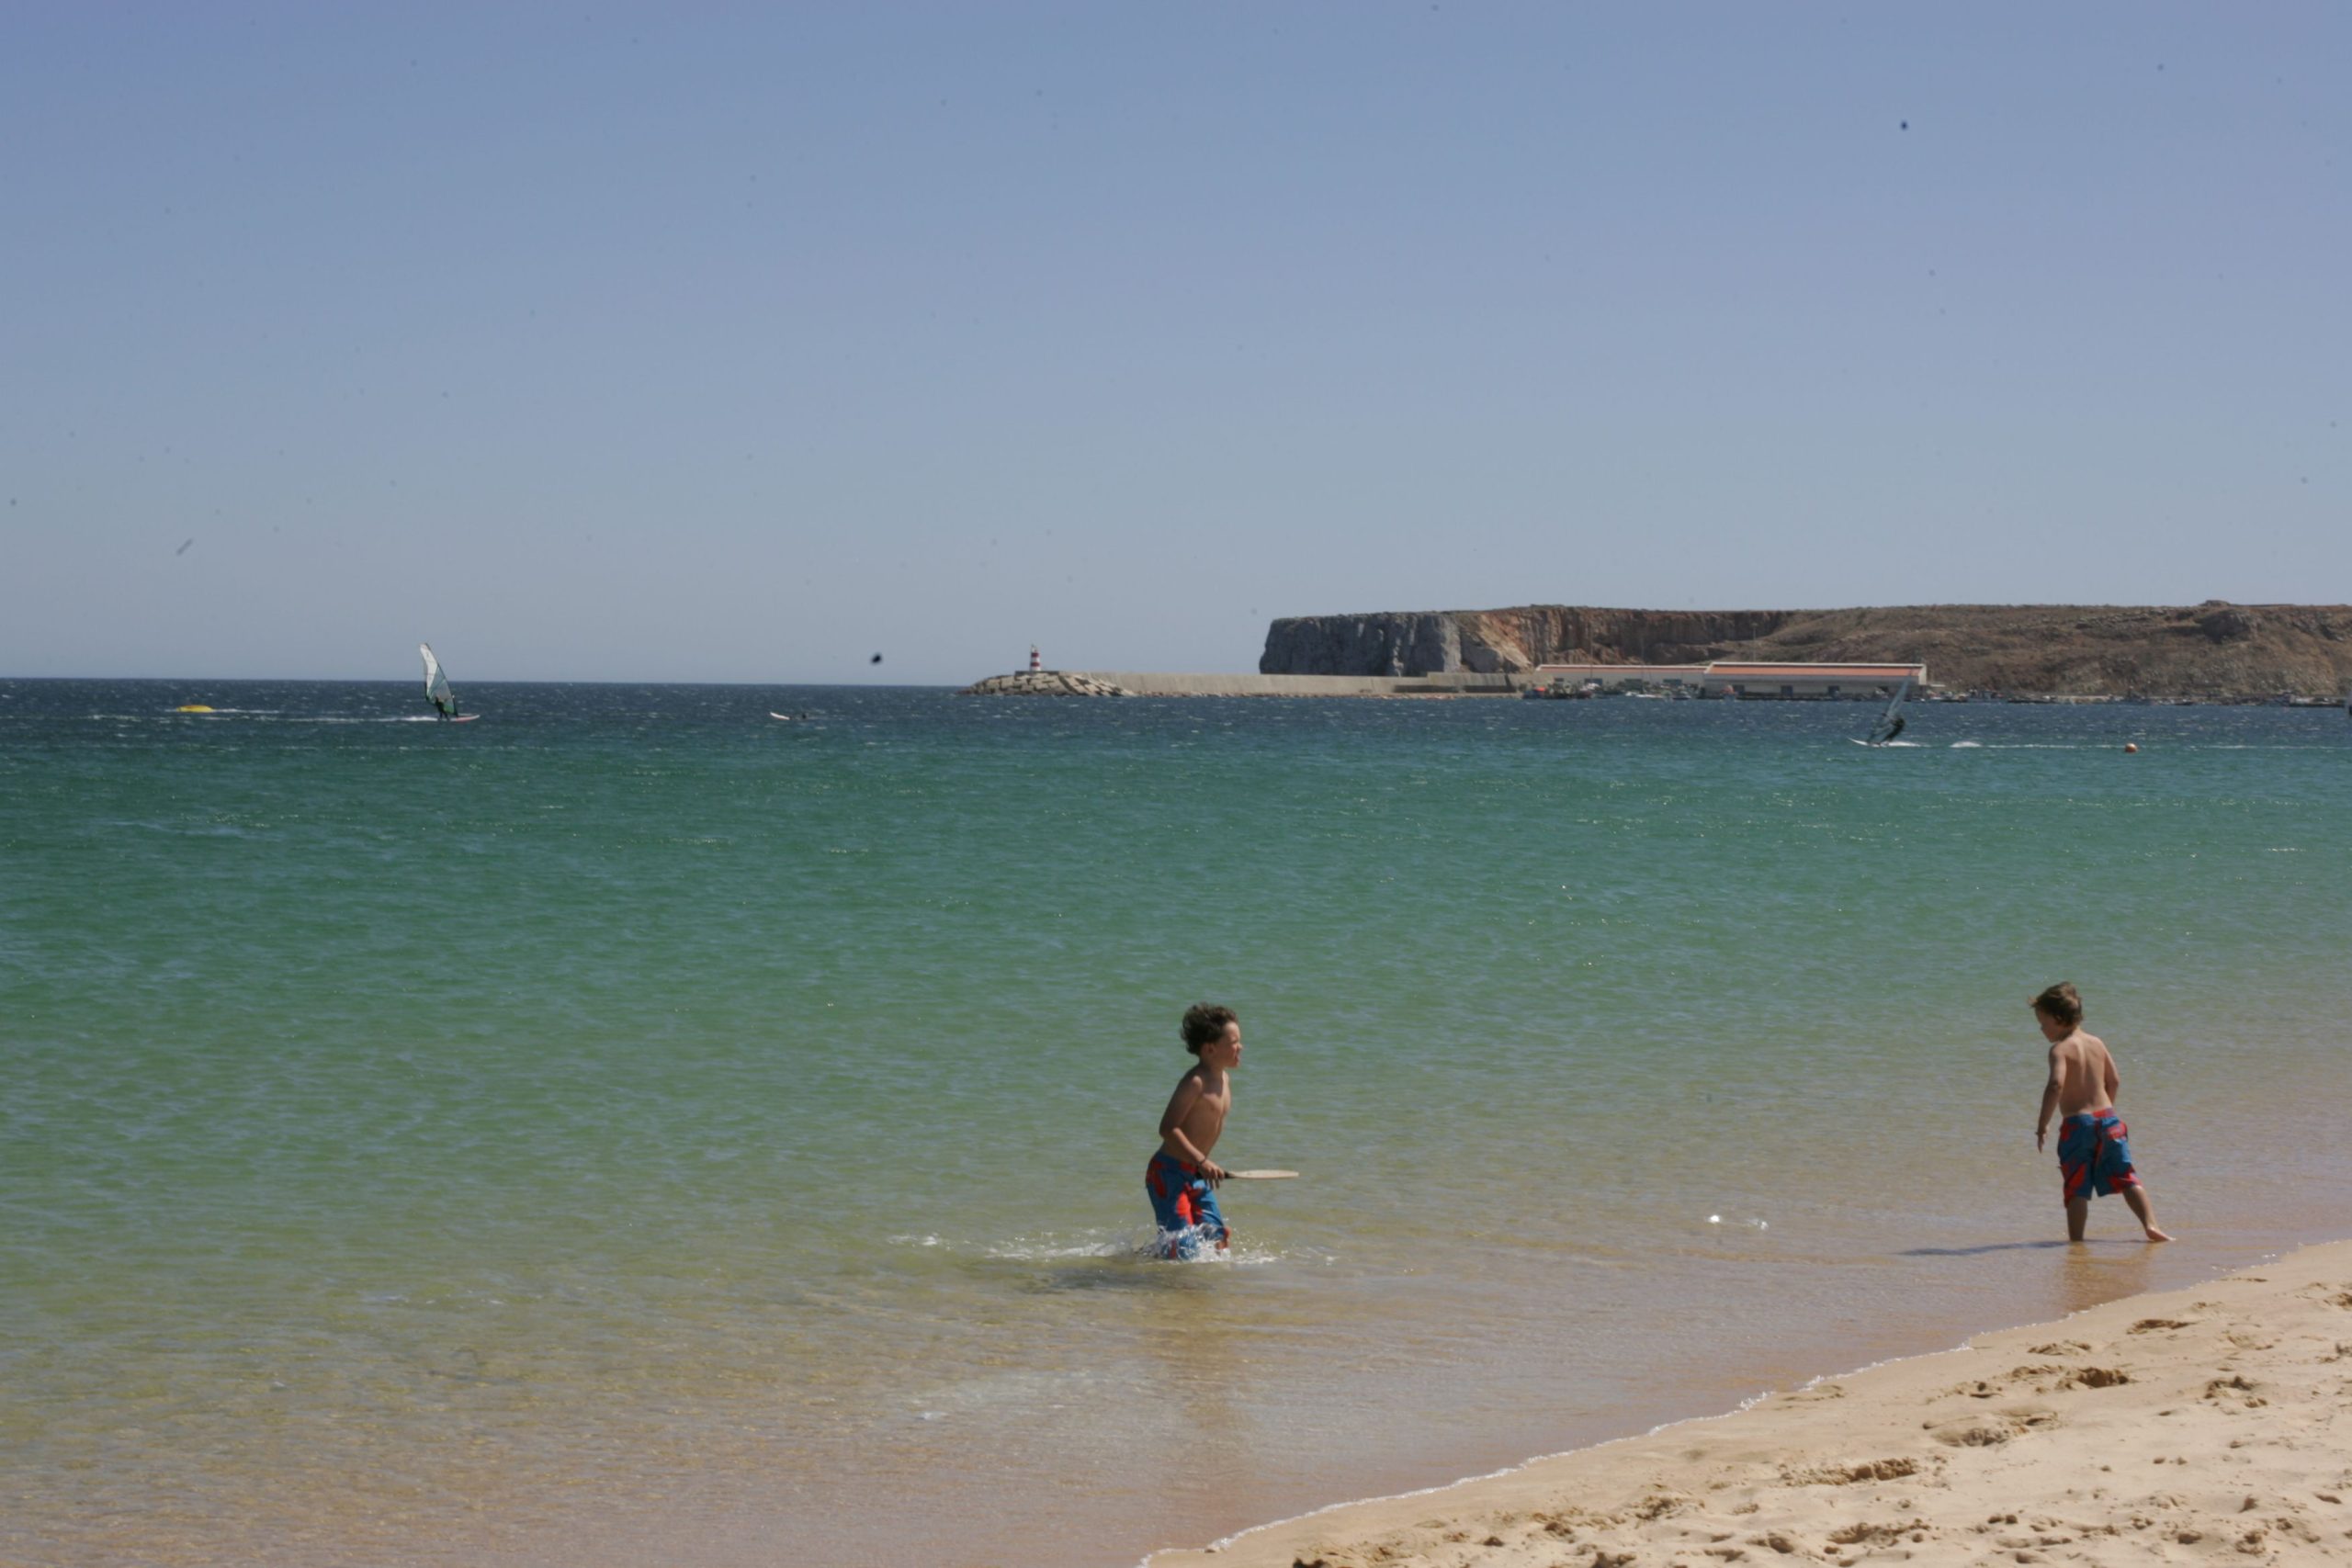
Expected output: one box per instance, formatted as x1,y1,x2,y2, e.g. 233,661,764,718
4,680,2349,1568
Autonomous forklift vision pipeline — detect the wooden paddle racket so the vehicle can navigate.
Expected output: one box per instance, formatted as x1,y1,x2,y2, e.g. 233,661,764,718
1227,1169,1298,1180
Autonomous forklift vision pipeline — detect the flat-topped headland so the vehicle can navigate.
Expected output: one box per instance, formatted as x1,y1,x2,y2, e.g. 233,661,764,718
964,604,2352,700
1262,602,2352,702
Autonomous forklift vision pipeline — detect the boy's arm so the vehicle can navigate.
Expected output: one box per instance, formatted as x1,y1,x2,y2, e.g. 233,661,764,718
2102,1050,2121,1102
2034,1045,2063,1151
1157,1077,1228,1180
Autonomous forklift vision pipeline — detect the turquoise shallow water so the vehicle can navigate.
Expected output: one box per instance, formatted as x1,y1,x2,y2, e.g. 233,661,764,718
5,681,2349,1566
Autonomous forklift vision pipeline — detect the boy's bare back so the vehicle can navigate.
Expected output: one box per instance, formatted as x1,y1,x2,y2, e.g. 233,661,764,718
2045,1027,2120,1116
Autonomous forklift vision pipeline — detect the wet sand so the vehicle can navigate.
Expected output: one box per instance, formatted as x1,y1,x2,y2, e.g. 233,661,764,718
1147,1240,2352,1567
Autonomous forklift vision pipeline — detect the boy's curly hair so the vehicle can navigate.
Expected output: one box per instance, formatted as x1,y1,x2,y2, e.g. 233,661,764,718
1180,1003,1238,1054
2030,982,2084,1027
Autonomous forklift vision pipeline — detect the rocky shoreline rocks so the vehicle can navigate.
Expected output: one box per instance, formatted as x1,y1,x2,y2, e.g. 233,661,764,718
960,671,1137,697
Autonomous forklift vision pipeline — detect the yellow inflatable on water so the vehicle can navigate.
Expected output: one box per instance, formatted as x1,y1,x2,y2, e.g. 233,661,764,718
173,704,215,713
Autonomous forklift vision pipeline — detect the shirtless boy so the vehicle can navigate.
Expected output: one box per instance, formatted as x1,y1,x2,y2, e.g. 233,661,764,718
1146,1003,1242,1259
2030,982,2172,1243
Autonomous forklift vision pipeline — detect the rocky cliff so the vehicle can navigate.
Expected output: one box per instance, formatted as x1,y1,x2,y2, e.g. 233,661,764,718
1261,604,2352,699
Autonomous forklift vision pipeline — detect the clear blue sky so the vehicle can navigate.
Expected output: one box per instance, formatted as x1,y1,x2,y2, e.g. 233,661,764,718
4,4,2344,683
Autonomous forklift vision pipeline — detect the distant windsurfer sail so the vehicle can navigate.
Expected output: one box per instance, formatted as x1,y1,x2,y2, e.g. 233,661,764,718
421,643,459,720
1860,678,1912,746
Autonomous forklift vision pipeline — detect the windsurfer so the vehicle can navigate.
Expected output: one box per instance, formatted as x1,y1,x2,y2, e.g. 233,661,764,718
421,644,461,720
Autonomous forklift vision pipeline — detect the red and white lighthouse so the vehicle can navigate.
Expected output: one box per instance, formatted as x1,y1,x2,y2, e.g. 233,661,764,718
1028,645,1042,672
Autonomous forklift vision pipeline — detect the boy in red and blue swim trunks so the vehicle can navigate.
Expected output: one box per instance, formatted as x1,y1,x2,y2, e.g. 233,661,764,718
2030,982,2173,1244
1147,1003,1242,1259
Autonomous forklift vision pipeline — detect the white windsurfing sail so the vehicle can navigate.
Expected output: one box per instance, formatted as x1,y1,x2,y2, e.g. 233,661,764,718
1863,678,1912,744
420,643,455,714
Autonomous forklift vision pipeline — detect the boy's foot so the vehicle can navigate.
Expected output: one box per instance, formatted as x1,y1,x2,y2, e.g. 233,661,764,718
2143,1226,2175,1243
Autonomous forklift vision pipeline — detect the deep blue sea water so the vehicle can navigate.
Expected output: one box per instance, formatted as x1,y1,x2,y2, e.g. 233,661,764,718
5,680,2349,1566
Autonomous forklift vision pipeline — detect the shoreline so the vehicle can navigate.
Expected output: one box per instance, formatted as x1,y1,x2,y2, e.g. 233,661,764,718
1143,1239,2352,1567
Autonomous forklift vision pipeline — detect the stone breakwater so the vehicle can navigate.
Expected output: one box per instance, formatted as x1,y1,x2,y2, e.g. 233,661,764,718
961,671,1138,696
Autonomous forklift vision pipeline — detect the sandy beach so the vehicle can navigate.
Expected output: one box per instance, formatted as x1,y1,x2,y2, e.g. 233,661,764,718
1148,1240,2352,1568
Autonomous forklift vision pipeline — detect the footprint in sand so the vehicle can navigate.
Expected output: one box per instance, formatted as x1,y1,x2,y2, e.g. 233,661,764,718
1827,1521,1926,1547
2205,1374,2268,1408
2056,1365,2133,1389
1930,1416,2023,1447
1781,1458,1919,1485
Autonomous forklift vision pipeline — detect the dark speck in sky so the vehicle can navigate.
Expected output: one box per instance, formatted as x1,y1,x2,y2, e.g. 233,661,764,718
1901,119,1908,130
871,652,884,664
176,538,194,556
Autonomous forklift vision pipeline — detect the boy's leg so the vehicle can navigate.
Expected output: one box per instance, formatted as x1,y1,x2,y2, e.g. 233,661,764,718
2064,1196,2090,1242
1148,1156,1199,1258
1193,1179,1229,1253
1145,1154,1227,1259
2121,1186,2173,1243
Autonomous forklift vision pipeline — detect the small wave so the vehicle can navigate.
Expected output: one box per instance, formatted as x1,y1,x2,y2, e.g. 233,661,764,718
1949,740,1983,749
888,1229,1142,1262
989,1236,1144,1262
125,710,451,724
112,819,257,838
894,1227,1294,1268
